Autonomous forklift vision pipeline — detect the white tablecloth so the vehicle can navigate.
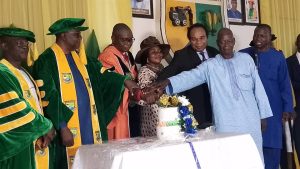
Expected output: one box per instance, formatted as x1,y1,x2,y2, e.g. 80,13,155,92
72,132,264,169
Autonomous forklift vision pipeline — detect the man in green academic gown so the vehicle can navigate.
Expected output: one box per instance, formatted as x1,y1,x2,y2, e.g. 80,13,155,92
32,18,156,169
0,27,55,169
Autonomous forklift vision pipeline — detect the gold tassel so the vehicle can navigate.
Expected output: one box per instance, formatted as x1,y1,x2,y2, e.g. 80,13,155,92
79,39,87,65
27,43,39,66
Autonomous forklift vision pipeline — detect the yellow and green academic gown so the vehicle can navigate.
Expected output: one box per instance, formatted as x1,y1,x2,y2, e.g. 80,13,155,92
0,59,53,169
32,44,127,169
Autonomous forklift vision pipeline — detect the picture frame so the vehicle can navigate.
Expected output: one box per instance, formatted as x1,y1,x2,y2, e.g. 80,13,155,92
227,0,244,24
132,0,154,19
244,0,260,25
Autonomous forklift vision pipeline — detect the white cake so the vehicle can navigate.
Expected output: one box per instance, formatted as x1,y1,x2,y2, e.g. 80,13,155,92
156,107,182,140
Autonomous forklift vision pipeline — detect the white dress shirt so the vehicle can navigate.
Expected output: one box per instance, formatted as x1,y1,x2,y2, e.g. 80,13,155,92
296,51,300,64
196,49,209,61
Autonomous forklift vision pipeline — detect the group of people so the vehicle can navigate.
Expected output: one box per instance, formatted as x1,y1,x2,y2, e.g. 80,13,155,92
0,16,299,169
0,18,156,169
137,23,296,169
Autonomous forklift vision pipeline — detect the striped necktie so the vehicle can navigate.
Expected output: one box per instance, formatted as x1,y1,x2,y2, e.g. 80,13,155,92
198,52,206,61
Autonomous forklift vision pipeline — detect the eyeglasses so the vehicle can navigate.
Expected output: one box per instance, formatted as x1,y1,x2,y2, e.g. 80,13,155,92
119,37,135,43
16,41,30,48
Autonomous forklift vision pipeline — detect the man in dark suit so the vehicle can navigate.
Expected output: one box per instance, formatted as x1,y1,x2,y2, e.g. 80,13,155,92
157,23,219,128
286,34,300,162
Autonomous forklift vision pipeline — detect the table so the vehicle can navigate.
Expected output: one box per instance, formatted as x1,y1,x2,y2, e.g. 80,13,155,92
72,131,264,169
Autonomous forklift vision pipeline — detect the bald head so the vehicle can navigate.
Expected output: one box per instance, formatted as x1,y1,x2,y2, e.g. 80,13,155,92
112,23,131,37
217,28,233,43
111,23,134,52
217,28,235,59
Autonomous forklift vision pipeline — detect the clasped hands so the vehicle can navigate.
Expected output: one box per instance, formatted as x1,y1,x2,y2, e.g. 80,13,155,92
35,125,75,151
140,79,170,104
35,127,56,151
125,79,170,104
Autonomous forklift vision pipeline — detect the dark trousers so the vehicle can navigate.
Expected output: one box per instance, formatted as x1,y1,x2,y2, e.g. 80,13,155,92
128,104,141,137
294,114,300,164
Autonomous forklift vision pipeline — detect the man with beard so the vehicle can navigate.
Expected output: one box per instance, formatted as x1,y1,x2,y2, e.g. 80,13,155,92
240,24,293,169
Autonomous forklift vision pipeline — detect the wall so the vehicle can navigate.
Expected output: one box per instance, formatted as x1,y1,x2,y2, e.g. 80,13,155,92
132,0,158,57
229,25,255,51
132,17,157,57
132,0,256,58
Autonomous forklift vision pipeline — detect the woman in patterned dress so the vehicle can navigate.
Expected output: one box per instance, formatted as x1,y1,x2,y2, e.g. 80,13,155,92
135,36,170,137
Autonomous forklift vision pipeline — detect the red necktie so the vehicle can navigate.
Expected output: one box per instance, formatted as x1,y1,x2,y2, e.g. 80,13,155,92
123,52,129,63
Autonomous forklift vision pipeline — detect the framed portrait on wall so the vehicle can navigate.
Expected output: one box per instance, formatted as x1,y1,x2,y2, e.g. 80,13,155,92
244,0,260,25
227,0,243,24
132,0,154,19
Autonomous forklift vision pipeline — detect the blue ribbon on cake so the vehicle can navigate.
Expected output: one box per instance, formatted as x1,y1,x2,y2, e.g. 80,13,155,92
179,106,197,135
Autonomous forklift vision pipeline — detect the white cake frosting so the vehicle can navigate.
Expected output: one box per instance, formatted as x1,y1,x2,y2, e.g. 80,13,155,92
156,107,182,140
